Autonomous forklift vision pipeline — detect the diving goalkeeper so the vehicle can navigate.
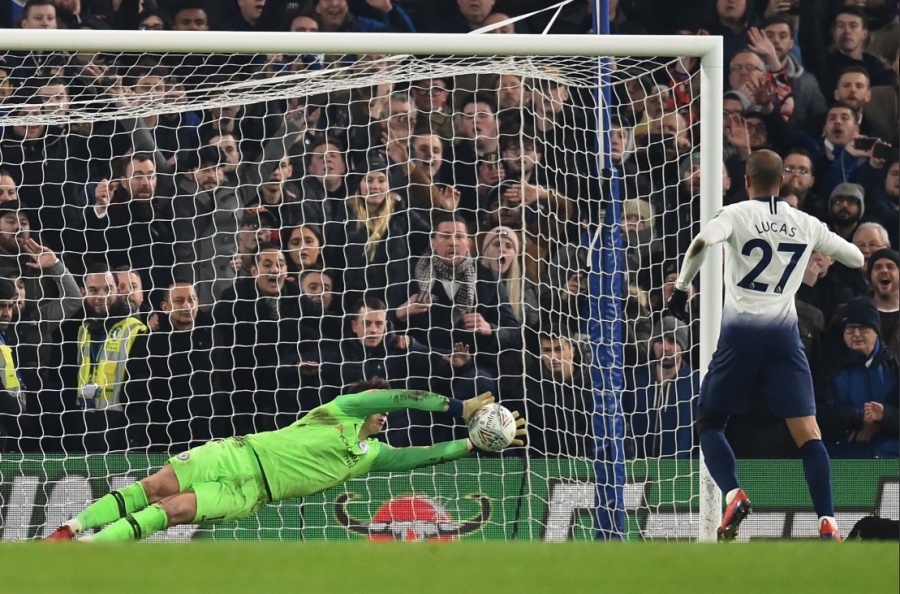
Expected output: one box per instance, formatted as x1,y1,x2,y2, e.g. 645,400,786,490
46,379,524,542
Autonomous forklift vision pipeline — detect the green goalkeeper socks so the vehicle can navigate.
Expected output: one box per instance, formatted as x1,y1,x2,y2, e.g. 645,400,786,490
91,504,169,542
75,482,150,531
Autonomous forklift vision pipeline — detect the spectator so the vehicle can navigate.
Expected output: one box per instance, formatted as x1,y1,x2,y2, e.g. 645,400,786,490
248,155,303,228
478,225,539,329
762,15,827,131
812,7,895,100
623,317,697,459
621,198,664,291
797,249,855,330
60,264,149,452
862,49,899,147
819,297,899,458
411,77,453,140
387,213,518,418
783,149,828,221
298,267,342,345
171,146,245,307
831,66,877,136
703,0,760,68
136,8,171,31
867,249,900,358
0,95,83,262
437,0,495,33
171,1,210,31
300,136,350,226
113,266,150,318
86,152,176,293
324,152,429,308
523,330,595,458
0,278,29,452
140,280,213,451
828,183,866,243
480,12,515,34
211,242,302,437
283,223,324,275
452,93,502,222
861,159,899,249
853,222,891,275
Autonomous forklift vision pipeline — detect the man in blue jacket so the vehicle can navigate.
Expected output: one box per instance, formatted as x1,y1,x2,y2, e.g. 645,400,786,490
820,297,899,458
623,317,699,459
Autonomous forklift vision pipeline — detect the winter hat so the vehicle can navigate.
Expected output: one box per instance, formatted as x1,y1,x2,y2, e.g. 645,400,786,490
868,248,900,281
840,296,881,333
622,198,654,226
678,151,702,180
481,225,521,255
723,90,751,111
830,183,865,219
650,317,689,352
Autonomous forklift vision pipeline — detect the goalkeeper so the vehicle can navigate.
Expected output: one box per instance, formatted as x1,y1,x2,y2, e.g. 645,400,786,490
46,379,524,542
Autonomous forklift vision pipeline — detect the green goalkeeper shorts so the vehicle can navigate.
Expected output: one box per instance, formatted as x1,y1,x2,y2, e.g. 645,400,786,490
168,438,269,525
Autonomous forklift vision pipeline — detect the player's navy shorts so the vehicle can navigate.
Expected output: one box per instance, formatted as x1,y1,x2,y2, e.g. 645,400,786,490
700,322,815,418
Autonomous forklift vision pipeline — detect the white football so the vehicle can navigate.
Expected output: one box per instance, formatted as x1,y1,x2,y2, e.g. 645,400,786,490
467,403,516,452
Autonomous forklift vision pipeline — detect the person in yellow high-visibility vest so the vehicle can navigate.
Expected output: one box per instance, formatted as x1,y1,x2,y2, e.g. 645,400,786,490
72,264,149,452
0,277,27,453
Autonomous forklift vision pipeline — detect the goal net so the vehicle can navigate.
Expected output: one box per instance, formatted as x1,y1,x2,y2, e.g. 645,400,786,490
0,31,722,542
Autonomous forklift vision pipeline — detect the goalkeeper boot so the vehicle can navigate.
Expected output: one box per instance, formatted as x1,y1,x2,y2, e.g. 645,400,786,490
44,525,75,541
717,488,752,541
819,517,842,542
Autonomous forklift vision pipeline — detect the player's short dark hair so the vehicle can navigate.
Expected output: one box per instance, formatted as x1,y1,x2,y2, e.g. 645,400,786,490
745,149,784,192
345,377,391,394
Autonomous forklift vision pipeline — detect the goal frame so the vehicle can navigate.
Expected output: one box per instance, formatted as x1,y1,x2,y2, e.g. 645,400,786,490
1,29,724,542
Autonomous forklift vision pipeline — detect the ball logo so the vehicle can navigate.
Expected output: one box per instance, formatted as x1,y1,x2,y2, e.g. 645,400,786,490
335,494,491,541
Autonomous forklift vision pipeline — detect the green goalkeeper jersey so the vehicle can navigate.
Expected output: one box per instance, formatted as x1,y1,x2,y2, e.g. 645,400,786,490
244,389,471,502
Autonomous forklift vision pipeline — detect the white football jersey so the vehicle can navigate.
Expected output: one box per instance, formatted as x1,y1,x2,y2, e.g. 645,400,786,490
704,197,864,325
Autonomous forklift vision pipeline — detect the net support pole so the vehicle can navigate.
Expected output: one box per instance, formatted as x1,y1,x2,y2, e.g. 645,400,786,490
697,39,725,543
588,0,626,540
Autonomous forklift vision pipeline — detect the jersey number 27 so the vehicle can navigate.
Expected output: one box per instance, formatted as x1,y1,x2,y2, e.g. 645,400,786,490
737,240,807,294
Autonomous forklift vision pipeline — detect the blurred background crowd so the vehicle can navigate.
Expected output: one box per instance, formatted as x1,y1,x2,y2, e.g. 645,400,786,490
0,0,895,463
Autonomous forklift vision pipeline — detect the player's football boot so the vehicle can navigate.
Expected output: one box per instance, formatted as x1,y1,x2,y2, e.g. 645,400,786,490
819,517,842,542
717,489,752,541
44,525,75,541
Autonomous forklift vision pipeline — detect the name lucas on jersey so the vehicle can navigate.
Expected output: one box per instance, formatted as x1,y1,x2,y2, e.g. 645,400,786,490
754,221,797,237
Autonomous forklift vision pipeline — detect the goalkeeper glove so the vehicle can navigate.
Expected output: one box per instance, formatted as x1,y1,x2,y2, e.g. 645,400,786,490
508,411,527,448
462,392,495,422
666,288,690,322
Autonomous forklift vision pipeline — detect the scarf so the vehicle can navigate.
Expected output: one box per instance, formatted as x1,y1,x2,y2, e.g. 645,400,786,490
415,255,476,310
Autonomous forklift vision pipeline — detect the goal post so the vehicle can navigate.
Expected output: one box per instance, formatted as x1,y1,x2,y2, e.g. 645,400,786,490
0,29,723,542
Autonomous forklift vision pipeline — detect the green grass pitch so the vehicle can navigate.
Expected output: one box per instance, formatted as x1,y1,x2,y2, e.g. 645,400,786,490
4,541,898,594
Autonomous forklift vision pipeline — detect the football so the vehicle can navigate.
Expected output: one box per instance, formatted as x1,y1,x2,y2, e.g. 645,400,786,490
467,403,516,452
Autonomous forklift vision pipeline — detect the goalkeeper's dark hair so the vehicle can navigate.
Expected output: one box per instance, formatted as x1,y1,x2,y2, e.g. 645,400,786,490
345,377,391,394
745,149,783,194
0,278,16,302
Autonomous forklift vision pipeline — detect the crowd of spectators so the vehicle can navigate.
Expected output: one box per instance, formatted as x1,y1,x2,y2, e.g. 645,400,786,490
0,0,896,462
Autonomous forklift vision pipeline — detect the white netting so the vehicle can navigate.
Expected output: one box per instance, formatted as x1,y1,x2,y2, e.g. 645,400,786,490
0,42,706,541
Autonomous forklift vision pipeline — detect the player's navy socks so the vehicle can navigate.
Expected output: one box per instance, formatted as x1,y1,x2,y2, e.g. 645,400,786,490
800,439,835,518
75,482,149,530
699,430,740,494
